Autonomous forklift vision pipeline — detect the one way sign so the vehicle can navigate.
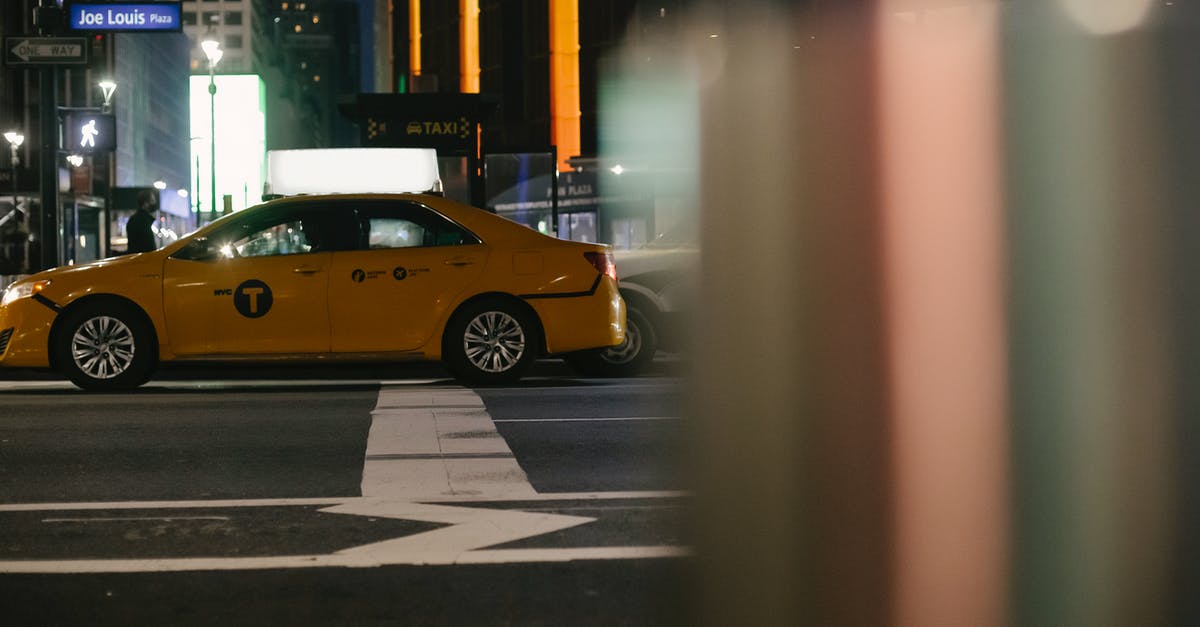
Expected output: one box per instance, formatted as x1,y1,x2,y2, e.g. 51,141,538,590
4,36,88,66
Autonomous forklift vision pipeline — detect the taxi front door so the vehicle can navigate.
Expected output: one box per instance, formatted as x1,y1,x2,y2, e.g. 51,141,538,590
212,252,332,355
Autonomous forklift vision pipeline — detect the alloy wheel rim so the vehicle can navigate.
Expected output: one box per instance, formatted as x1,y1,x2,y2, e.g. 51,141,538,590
71,316,135,379
463,311,526,373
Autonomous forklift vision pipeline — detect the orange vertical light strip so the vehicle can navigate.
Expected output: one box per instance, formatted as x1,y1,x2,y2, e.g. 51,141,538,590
876,4,1008,627
409,0,422,77
548,0,581,172
460,0,480,93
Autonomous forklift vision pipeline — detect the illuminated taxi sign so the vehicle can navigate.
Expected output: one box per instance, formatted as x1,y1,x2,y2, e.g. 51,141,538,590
67,2,183,32
266,148,441,196
63,112,115,155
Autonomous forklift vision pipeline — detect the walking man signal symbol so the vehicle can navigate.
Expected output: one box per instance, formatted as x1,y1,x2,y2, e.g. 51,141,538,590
80,119,98,148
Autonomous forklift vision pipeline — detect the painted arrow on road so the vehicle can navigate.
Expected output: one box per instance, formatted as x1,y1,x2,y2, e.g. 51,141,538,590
0,495,687,573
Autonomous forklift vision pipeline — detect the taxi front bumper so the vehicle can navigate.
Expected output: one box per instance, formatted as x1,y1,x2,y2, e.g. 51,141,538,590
0,296,58,368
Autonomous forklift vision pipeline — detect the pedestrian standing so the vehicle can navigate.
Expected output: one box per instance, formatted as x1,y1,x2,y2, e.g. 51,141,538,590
127,190,158,254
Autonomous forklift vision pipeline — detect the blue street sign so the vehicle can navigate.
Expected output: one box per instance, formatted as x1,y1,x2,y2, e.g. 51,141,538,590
67,2,183,32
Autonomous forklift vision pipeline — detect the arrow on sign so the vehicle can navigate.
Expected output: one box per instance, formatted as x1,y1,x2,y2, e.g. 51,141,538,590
10,39,84,62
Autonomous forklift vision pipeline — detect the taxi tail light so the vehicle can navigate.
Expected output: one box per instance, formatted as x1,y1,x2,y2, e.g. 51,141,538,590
584,251,618,283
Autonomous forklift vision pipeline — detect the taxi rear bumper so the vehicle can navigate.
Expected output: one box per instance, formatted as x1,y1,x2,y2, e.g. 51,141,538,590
526,276,626,355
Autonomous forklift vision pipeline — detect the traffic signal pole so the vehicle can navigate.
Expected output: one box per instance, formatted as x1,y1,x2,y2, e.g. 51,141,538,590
37,68,58,270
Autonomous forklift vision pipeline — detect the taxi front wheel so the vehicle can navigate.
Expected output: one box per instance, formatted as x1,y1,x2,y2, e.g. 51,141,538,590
53,302,156,391
444,299,538,386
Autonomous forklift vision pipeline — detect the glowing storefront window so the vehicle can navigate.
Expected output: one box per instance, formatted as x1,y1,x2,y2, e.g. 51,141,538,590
189,74,266,216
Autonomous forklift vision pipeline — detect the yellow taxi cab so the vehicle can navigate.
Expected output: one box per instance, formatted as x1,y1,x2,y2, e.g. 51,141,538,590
0,193,625,390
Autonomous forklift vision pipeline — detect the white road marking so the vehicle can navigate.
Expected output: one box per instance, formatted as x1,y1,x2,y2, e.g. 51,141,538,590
493,416,681,423
43,516,230,523
0,380,691,573
0,495,688,573
360,385,537,500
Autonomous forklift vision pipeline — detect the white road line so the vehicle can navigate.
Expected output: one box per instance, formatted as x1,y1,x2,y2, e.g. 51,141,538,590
0,547,691,573
0,492,687,513
493,416,681,423
360,384,537,500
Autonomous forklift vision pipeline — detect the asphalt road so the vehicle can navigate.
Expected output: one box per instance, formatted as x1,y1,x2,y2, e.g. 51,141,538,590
0,362,690,625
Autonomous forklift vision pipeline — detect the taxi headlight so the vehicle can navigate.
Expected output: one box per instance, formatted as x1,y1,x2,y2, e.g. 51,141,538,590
1,280,51,307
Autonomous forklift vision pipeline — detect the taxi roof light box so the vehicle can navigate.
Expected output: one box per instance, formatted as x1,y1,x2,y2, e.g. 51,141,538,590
266,148,442,196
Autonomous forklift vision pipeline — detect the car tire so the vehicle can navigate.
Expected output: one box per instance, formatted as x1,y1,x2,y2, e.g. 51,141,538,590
53,301,157,391
565,306,658,377
443,298,539,386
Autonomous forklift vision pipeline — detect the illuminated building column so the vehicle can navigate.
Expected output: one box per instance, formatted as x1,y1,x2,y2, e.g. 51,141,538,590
549,0,581,172
460,0,480,93
410,0,422,80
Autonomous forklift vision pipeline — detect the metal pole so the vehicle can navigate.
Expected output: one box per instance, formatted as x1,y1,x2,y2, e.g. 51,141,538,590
10,145,17,210
208,67,217,224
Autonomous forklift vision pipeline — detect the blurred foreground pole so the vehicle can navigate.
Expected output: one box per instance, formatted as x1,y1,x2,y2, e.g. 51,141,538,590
1004,2,1180,625
690,1,1194,625
691,3,895,625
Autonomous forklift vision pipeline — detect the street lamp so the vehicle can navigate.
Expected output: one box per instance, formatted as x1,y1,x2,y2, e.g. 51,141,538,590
97,79,116,258
200,36,222,224
98,80,117,112
3,131,24,210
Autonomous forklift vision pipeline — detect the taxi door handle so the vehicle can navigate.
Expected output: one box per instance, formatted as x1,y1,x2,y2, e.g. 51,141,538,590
293,265,323,275
444,258,477,267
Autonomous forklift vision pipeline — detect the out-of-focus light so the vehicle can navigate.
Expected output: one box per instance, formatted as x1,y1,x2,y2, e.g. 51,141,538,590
709,33,719,38
610,164,625,175
153,180,167,190
294,24,302,33
66,155,84,167
177,189,189,198
1058,0,1154,35
313,15,320,24
220,244,234,258
313,75,320,83
4,131,24,147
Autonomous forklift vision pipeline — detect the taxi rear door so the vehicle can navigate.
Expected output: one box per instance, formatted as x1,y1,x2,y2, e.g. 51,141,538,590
327,200,486,353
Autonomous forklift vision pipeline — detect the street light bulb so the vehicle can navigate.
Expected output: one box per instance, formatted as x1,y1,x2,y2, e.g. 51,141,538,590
200,38,222,64
98,80,117,105
4,132,24,148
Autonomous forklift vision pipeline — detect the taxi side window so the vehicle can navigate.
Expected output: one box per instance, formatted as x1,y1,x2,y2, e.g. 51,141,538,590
233,218,311,257
359,202,478,250
214,208,347,258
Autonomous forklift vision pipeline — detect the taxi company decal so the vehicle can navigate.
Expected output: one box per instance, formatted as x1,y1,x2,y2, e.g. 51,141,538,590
233,279,273,318
351,269,386,282
351,267,428,283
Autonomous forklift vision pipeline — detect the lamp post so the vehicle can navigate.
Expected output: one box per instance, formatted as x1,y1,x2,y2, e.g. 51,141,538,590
98,79,116,258
200,37,222,225
3,131,23,210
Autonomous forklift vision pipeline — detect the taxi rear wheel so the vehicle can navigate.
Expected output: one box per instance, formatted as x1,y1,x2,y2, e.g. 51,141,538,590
53,302,156,391
565,306,657,377
444,298,539,385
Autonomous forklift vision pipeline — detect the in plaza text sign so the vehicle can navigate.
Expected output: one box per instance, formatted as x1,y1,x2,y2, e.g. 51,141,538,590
67,2,183,32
